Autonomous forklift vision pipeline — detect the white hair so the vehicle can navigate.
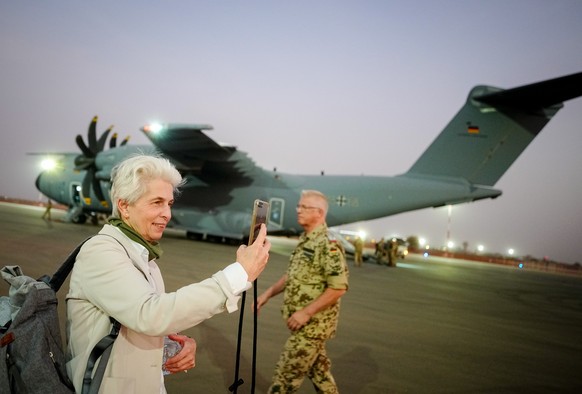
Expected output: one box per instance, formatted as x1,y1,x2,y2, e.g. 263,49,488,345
110,154,185,218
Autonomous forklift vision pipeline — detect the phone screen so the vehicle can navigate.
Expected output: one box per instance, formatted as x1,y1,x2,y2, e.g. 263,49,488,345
248,199,270,245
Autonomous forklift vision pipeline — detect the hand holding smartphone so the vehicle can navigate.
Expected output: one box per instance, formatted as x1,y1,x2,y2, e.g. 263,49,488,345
248,199,270,245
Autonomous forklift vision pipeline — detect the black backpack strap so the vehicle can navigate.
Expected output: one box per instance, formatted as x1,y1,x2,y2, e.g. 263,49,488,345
49,232,129,292
76,234,130,394
82,318,121,394
48,236,94,292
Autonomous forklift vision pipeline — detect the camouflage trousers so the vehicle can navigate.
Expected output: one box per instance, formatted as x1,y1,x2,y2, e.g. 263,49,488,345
268,333,338,394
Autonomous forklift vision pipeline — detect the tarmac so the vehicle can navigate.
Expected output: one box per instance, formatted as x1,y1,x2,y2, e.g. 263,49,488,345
1,202,581,394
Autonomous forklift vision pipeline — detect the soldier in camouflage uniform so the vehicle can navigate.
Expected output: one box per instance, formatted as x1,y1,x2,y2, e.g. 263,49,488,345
256,190,349,393
354,236,364,267
387,238,398,267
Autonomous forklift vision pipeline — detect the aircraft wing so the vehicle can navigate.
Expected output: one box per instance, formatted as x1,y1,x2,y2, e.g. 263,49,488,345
141,123,259,180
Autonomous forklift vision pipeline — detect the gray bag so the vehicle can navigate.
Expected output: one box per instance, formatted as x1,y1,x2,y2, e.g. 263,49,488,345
0,237,119,394
0,265,76,393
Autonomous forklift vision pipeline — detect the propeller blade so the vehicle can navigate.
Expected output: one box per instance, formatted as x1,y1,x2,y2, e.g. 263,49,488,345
120,136,130,146
76,134,93,158
74,155,92,170
96,126,113,152
88,116,98,153
82,170,92,205
92,174,109,208
109,133,118,149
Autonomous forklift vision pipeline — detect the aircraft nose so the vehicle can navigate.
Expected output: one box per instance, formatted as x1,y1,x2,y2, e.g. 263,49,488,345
35,171,51,197
35,172,43,192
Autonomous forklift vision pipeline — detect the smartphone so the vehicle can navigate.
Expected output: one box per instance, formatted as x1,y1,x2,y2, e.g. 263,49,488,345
248,199,270,245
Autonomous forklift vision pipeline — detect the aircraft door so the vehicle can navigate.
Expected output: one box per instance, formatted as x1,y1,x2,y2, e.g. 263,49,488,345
66,182,88,224
268,198,284,230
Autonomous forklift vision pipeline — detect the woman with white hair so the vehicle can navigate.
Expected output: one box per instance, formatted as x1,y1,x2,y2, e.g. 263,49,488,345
65,154,270,393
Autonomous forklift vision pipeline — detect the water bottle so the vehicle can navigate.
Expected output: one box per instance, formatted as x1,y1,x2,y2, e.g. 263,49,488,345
162,336,183,375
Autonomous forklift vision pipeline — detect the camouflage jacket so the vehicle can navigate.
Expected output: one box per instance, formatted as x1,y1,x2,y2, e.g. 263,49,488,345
282,224,349,339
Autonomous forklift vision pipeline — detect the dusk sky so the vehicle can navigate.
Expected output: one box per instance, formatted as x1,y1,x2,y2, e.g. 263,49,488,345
1,1,581,264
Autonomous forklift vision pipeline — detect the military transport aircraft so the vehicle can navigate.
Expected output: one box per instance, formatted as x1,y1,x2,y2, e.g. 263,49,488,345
35,72,582,242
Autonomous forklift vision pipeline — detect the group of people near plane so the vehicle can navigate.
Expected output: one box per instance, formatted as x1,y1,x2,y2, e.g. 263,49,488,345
375,237,399,267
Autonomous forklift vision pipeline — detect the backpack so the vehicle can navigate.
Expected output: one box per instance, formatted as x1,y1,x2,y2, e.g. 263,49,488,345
0,237,120,394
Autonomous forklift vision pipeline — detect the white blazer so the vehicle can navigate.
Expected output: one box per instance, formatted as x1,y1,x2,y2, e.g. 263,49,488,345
65,224,240,393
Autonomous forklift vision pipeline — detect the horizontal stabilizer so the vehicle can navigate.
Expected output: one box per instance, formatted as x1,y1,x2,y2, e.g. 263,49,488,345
476,71,582,111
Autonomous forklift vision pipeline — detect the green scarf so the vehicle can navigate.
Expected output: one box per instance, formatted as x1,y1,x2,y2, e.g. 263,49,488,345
108,218,163,261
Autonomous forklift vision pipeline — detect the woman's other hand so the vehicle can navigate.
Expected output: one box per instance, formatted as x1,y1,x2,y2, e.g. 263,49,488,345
164,334,196,374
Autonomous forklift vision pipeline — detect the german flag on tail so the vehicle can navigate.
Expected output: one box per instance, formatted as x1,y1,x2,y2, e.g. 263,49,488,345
467,125,480,134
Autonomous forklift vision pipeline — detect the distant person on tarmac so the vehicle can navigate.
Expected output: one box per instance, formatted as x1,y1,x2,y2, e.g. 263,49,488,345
42,199,53,221
387,238,398,267
354,236,364,267
375,238,385,264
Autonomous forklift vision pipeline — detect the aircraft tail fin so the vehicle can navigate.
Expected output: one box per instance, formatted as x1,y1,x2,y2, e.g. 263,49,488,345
407,72,582,186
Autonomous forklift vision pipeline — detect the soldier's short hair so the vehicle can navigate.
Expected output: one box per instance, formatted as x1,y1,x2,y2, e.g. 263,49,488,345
301,190,329,215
